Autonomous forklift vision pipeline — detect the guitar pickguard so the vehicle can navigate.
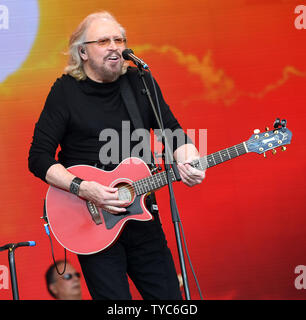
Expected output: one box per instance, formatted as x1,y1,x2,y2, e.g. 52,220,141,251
101,195,143,230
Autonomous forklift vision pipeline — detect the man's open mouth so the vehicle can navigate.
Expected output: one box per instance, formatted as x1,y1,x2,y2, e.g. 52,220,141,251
107,55,120,61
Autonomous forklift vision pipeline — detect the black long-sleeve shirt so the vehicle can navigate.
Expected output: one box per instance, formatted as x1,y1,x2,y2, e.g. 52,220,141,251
28,67,189,182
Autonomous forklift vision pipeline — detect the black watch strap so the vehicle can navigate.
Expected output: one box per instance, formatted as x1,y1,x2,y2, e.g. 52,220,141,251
69,177,83,196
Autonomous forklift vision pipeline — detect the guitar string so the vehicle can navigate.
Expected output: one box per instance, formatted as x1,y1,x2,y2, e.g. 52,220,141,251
117,171,172,196
200,132,287,167
111,132,289,197
115,167,177,196
117,143,246,195
119,143,283,194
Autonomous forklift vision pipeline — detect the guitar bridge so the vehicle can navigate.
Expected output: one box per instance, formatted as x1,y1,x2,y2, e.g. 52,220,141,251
86,201,103,225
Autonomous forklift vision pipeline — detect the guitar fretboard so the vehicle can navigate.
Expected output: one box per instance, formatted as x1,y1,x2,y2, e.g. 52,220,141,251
133,169,176,195
132,142,248,196
197,142,247,169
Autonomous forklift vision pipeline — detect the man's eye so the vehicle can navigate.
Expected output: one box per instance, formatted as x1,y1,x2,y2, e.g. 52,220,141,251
98,39,109,45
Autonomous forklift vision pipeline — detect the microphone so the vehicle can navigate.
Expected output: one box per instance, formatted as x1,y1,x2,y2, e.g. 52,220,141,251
122,48,149,69
0,241,36,251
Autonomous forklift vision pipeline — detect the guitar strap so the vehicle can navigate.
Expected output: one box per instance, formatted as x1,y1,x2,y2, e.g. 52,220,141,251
120,72,155,163
120,73,152,161
120,72,158,212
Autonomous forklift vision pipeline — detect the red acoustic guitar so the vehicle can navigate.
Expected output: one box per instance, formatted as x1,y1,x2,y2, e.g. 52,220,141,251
45,123,292,254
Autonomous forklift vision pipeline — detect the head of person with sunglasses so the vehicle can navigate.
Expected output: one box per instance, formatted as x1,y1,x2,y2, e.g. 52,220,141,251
66,11,128,83
45,261,82,300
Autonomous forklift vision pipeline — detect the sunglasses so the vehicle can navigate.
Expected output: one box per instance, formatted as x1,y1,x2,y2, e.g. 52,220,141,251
82,37,126,47
61,272,81,280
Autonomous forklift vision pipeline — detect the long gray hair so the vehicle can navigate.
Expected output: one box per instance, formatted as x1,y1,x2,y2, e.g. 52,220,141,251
64,11,128,81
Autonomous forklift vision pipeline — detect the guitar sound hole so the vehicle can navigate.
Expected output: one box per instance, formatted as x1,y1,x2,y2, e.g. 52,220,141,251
116,182,135,205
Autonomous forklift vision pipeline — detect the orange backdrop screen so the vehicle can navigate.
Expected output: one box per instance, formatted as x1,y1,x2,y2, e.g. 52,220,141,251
0,0,306,300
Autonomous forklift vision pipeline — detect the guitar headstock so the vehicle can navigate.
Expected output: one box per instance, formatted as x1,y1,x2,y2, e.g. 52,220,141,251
246,118,292,156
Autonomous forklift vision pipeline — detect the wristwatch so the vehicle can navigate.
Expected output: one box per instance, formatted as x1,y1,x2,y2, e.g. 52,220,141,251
69,177,83,196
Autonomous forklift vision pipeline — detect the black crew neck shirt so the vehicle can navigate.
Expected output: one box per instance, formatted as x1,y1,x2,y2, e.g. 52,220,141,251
28,68,188,182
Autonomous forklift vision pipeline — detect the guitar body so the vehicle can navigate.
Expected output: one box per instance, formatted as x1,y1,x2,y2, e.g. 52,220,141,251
45,158,153,255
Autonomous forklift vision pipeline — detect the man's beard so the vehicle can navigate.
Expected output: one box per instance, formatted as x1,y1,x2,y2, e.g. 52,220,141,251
88,56,123,83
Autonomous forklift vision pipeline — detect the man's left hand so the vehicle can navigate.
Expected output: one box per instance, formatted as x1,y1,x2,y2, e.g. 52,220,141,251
177,160,205,187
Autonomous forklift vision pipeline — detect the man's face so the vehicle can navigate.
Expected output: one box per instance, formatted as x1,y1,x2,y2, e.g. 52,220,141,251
49,263,82,300
81,19,126,82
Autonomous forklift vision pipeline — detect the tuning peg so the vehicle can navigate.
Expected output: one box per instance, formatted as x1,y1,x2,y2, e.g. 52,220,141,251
281,146,287,151
274,118,281,128
272,149,277,155
254,129,260,134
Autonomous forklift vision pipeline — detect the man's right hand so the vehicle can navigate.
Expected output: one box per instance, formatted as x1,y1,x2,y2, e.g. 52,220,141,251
78,181,129,214
45,164,129,214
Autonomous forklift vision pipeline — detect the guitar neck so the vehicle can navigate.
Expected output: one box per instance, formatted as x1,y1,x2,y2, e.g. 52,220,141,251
197,141,248,169
132,141,249,196
132,168,176,195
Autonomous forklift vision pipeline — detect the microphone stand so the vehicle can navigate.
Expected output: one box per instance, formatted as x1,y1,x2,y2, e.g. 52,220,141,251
136,66,191,300
8,246,19,300
0,244,19,300
0,242,36,300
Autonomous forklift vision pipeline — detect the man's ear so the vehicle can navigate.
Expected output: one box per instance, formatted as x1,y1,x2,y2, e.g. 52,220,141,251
79,46,87,61
49,283,58,297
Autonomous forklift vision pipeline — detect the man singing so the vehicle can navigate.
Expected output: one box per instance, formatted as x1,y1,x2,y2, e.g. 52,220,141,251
29,11,205,299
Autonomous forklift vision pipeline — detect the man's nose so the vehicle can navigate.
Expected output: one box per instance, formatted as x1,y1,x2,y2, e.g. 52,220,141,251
107,39,119,49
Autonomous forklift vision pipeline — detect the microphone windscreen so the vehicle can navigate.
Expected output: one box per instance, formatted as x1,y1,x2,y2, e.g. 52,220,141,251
122,48,134,60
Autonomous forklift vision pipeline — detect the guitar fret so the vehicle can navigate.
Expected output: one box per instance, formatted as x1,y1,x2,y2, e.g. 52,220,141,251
151,175,157,190
228,146,238,158
200,157,208,170
207,154,215,167
226,148,231,159
161,172,167,185
212,152,222,165
155,173,163,187
234,144,239,156
219,149,230,162
133,181,137,194
140,181,145,194
138,181,142,194
152,174,157,189
137,182,143,194
236,143,247,156
143,178,150,193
